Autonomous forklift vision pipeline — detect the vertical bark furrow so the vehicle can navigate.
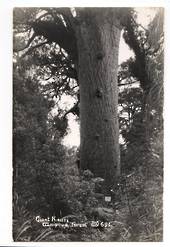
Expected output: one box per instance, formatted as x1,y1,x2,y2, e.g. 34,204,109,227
76,9,122,187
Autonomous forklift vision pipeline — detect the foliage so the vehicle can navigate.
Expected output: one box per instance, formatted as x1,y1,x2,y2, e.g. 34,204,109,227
118,8,163,241
13,7,163,242
13,7,79,118
13,64,69,217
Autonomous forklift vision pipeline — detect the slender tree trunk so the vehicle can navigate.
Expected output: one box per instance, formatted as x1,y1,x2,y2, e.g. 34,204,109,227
75,9,122,188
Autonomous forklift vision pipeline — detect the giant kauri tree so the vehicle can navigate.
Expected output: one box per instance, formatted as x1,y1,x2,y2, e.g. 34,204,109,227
14,7,132,189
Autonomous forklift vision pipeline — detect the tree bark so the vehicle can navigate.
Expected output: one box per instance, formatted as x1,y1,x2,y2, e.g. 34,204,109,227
75,8,122,188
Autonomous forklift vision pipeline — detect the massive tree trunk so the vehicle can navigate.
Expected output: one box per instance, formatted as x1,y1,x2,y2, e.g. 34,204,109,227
75,8,122,188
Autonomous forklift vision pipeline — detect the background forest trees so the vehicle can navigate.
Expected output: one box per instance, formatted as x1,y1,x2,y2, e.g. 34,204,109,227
13,7,163,241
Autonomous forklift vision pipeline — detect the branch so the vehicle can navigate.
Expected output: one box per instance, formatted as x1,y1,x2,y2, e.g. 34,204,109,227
118,80,139,87
54,8,75,30
31,21,77,61
21,41,48,58
35,12,50,22
63,102,80,118
131,16,148,32
13,33,36,53
71,85,79,90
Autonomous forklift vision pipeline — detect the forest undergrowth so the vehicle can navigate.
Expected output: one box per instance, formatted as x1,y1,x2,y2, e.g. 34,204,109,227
13,129,163,241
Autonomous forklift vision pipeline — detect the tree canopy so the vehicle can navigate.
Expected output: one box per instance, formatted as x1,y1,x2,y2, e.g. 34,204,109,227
13,7,163,242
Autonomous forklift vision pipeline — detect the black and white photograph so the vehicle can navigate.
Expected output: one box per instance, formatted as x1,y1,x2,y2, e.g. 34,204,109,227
0,1,167,244
12,6,164,242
